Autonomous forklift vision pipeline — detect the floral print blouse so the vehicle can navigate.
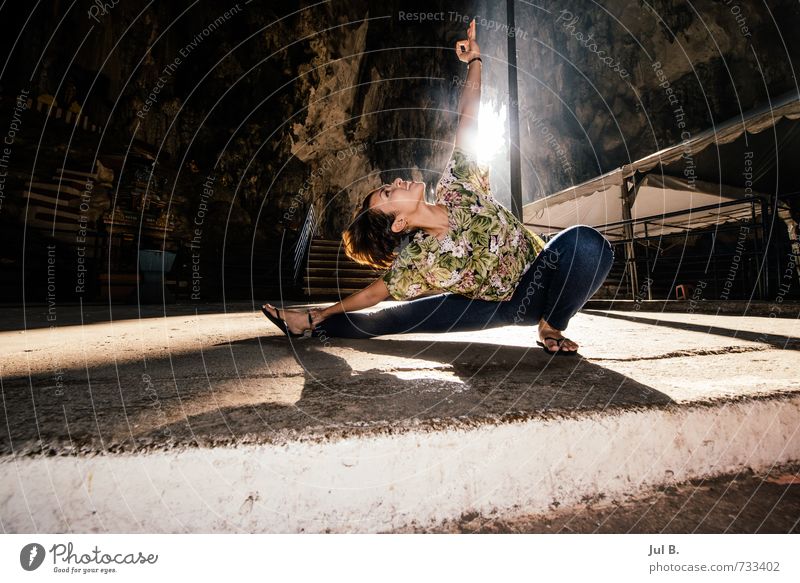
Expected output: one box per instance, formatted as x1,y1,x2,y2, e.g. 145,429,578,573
382,145,546,301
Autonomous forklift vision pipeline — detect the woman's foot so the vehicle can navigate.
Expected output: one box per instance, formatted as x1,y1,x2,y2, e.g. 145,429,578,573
262,303,310,335
538,319,578,353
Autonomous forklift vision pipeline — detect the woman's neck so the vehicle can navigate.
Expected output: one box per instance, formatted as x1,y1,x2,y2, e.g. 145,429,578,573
409,202,450,240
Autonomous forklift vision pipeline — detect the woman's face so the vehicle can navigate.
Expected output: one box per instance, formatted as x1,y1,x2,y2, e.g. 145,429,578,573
368,177,426,231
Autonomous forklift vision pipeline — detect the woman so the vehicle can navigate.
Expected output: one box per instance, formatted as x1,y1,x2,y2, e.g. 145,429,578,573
263,19,614,355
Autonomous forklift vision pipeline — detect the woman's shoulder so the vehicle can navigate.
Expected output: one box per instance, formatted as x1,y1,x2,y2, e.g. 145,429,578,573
390,236,427,268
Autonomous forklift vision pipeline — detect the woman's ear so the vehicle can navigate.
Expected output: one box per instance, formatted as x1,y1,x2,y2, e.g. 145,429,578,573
390,216,406,234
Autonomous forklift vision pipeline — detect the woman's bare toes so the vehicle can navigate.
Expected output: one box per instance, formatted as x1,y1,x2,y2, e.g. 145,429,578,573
543,337,578,352
561,338,579,351
537,320,579,352
262,304,280,320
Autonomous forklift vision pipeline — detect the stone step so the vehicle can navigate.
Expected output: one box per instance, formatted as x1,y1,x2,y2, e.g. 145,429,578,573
1,304,798,532
24,191,74,208
306,267,379,277
307,256,351,265
49,175,100,188
25,181,84,197
305,276,374,285
3,390,797,533
54,167,98,179
302,286,365,295
306,260,367,269
304,259,377,270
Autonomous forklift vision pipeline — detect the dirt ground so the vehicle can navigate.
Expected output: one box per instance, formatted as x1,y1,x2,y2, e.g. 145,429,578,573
406,462,800,533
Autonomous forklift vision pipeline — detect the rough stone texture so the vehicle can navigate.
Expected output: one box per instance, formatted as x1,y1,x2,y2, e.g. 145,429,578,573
2,1,797,238
3,396,798,533
1,302,798,456
1,302,798,532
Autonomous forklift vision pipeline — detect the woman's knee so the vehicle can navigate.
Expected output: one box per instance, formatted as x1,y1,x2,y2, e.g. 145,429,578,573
569,225,613,261
570,224,609,243
551,225,612,258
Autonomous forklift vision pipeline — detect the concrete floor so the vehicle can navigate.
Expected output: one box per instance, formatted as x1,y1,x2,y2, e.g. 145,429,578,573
397,461,800,533
1,301,798,532
1,301,798,454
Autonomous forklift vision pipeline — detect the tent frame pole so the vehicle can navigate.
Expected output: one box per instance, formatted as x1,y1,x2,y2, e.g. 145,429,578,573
751,198,764,300
761,196,772,300
643,221,652,300
621,173,643,300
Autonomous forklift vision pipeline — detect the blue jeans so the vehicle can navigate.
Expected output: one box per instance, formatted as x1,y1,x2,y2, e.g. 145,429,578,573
312,225,614,339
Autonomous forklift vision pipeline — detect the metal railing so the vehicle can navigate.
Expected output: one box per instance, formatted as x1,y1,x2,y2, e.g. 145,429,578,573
593,196,769,300
292,205,316,283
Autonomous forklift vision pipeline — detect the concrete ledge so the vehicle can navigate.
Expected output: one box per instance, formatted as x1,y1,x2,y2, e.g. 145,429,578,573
2,391,798,533
2,304,798,532
584,299,800,318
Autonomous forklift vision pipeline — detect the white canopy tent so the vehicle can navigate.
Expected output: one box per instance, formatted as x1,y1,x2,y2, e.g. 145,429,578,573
523,88,800,239
521,89,800,299
524,172,758,241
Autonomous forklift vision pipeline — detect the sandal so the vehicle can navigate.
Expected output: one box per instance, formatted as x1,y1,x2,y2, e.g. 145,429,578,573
261,303,314,339
536,336,578,356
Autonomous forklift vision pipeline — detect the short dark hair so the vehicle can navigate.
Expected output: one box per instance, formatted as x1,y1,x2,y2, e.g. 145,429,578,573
342,188,411,270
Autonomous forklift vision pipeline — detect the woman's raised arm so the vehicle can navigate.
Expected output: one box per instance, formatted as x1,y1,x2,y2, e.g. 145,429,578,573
454,18,481,150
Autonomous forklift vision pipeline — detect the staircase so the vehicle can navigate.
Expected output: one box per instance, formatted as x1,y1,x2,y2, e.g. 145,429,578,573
24,169,104,246
591,247,631,300
304,237,632,301
303,238,383,299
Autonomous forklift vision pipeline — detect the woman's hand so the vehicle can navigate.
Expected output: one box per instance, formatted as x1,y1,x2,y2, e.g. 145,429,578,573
455,18,480,63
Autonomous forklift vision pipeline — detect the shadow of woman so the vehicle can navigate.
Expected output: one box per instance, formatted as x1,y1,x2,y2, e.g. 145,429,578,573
133,335,675,446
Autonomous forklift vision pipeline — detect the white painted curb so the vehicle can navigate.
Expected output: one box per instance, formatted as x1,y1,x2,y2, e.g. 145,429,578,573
2,394,799,532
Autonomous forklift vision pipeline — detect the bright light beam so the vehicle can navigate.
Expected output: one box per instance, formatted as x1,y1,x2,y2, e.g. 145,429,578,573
476,99,508,164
